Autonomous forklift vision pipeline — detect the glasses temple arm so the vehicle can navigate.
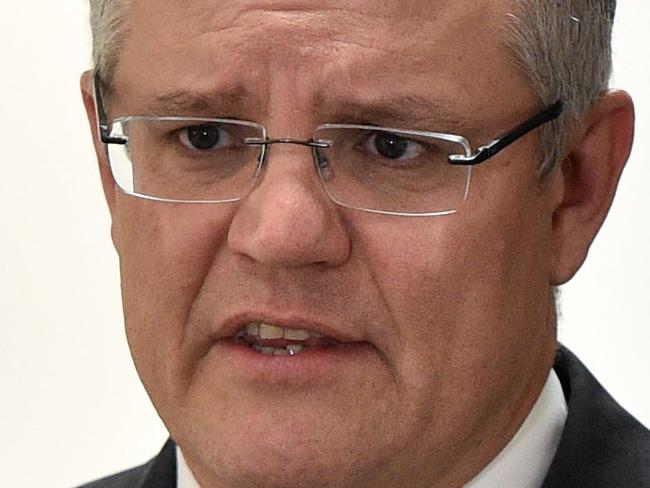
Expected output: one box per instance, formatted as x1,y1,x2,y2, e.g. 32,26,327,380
94,71,128,145
449,100,564,166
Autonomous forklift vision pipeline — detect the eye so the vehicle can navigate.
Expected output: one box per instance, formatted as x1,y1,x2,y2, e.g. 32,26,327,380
179,123,234,151
365,131,424,160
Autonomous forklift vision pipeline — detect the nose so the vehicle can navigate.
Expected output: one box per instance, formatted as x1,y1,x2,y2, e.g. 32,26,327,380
227,143,351,267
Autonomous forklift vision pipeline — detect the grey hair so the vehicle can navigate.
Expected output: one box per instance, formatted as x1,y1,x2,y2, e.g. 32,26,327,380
89,0,131,90
505,0,617,175
88,0,616,173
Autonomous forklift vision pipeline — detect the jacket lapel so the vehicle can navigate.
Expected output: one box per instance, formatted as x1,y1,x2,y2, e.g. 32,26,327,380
542,346,650,487
139,438,177,488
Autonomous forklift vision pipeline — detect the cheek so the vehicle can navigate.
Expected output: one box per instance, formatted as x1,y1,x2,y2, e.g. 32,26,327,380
355,190,553,391
113,197,234,390
350,196,554,455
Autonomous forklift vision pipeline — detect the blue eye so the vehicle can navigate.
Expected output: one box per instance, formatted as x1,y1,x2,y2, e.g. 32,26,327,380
179,123,234,151
366,131,424,160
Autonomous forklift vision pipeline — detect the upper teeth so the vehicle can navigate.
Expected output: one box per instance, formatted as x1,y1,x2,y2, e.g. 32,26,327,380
244,322,321,341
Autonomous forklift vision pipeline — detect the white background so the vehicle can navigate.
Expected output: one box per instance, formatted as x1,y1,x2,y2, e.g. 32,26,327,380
0,2,648,487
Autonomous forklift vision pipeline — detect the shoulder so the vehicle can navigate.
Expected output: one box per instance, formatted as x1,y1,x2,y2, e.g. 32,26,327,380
75,439,177,488
543,346,650,488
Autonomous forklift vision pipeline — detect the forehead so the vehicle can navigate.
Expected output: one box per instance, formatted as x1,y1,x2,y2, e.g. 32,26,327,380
115,0,531,127
125,0,503,46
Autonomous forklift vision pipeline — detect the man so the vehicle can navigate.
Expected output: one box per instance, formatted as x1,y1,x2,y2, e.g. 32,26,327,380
78,0,649,486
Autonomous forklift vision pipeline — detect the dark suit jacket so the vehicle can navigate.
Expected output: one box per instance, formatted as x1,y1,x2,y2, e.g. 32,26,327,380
77,347,650,487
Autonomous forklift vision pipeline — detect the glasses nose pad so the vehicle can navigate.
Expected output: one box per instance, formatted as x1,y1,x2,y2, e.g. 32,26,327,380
313,146,334,182
249,143,269,184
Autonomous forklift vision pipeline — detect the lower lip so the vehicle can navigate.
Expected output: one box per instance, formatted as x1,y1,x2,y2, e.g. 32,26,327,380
206,339,378,384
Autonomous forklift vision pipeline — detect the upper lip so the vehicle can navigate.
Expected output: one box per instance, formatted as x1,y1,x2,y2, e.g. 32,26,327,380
216,312,363,344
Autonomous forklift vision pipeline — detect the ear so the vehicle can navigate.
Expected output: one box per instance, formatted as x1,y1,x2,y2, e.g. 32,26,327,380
550,90,635,285
80,70,118,218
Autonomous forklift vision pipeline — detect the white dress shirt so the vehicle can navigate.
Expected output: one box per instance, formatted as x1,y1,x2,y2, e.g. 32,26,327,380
177,370,567,488
464,370,568,487
177,447,201,488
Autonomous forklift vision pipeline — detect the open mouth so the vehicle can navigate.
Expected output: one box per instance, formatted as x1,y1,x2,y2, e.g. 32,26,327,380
235,322,341,357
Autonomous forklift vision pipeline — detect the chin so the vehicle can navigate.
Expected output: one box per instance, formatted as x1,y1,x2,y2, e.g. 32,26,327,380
184,429,376,488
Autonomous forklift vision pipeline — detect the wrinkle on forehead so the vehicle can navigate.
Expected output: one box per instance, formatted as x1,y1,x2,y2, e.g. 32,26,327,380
118,0,530,133
128,0,500,61
124,0,505,92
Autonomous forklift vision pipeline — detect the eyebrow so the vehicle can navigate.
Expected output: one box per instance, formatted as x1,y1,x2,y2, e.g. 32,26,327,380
136,87,256,117
132,89,482,137
315,94,481,136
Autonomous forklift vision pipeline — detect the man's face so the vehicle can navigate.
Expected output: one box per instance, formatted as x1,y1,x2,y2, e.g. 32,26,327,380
99,0,561,486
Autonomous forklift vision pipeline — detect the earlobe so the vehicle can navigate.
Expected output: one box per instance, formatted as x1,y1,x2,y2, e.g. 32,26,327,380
80,70,118,218
550,90,635,285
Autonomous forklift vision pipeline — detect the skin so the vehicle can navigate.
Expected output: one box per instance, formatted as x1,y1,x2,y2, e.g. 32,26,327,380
81,0,634,486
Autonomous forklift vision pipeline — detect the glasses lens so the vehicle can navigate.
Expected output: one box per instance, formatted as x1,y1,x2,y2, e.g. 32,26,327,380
107,118,264,202
313,126,471,215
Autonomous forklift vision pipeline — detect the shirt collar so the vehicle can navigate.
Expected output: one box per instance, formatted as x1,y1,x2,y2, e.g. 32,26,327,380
464,369,568,488
177,370,567,488
177,447,201,488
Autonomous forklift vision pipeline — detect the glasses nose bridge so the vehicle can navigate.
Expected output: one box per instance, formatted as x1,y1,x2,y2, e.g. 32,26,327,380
246,137,329,150
246,136,330,173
